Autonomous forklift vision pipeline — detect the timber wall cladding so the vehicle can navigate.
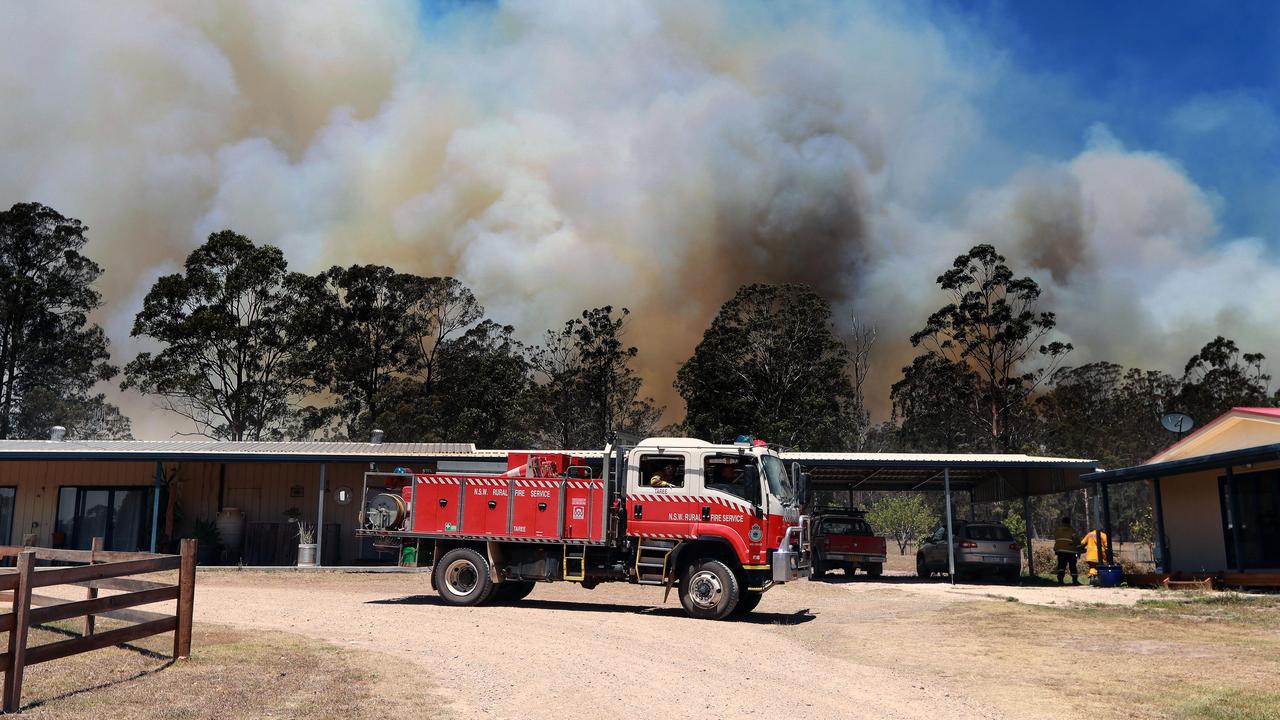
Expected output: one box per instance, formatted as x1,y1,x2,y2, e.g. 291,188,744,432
0,460,369,562
0,461,162,547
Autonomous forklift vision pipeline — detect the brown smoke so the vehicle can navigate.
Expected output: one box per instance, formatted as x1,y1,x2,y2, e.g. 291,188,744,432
3,3,1278,439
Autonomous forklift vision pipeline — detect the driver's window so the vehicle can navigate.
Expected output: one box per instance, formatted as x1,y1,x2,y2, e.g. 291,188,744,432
931,528,947,543
703,454,751,500
639,455,685,488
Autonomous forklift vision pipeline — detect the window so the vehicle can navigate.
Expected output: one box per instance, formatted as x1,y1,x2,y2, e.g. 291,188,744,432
964,525,1013,542
639,455,685,488
55,486,154,551
334,486,354,505
704,454,751,499
820,518,872,536
0,487,14,545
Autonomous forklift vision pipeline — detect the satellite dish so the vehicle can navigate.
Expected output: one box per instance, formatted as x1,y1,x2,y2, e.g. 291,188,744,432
1161,412,1195,434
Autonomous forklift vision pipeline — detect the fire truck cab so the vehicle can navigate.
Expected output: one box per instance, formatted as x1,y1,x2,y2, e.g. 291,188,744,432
356,436,810,620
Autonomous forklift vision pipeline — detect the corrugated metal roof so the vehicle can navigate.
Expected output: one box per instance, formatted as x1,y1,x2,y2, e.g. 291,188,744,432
0,439,606,462
786,452,1097,501
781,451,1095,467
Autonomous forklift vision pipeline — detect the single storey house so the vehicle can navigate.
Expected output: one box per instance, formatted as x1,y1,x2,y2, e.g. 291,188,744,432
1085,407,1280,577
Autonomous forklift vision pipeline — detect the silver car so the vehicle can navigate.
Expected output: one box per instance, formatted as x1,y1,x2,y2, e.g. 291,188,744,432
916,522,1022,581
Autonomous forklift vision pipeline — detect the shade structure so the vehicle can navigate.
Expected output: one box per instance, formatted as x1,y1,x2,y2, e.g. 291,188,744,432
782,452,1098,503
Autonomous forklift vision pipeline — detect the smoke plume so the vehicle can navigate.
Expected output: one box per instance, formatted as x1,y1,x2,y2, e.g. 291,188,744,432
2,1,1278,438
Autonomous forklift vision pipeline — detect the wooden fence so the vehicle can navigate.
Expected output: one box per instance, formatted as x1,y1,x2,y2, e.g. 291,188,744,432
0,538,196,713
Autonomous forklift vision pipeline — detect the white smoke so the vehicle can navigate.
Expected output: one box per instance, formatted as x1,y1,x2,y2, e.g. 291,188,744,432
1,1,1277,438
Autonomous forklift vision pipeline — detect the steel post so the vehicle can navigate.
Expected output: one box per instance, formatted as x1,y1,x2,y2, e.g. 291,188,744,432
944,467,956,584
1151,477,1168,572
316,464,327,567
1101,481,1115,565
1022,492,1034,577
150,462,163,553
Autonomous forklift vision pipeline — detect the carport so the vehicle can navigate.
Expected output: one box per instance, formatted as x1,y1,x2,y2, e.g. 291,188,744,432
782,452,1098,581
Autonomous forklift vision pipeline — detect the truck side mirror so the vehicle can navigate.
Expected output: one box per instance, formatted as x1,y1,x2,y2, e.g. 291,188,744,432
742,465,761,506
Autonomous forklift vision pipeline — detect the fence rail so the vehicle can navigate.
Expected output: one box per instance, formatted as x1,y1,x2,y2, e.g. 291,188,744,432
0,538,196,712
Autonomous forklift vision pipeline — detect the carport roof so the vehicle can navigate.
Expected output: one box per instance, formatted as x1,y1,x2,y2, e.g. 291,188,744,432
0,439,605,464
782,452,1098,502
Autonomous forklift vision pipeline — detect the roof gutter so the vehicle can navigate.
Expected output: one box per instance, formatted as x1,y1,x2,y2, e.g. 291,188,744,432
1081,443,1280,484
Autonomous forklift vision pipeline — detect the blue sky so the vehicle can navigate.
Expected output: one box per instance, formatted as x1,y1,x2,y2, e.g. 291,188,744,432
957,0,1280,240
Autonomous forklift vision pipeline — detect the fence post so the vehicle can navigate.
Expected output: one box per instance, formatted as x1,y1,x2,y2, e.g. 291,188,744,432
84,537,104,637
4,550,35,713
174,539,197,659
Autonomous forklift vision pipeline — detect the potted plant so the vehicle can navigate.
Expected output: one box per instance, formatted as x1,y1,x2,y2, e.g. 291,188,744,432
192,519,222,565
296,521,317,567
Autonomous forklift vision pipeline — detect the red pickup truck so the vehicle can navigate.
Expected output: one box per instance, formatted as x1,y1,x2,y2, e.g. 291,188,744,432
811,510,886,579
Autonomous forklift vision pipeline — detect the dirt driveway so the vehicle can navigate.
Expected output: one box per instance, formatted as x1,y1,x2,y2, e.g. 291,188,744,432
189,570,1238,720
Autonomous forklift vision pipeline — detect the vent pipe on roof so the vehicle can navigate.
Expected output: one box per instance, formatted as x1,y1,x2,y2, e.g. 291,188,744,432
370,429,385,445
49,426,67,442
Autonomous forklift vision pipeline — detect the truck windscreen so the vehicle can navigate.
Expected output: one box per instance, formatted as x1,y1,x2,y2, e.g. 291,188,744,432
760,455,793,504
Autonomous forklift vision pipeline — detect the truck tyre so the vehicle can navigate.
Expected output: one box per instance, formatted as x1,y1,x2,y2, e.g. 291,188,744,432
493,580,536,603
916,553,930,578
679,559,740,620
434,547,495,606
866,563,883,579
811,552,827,579
732,589,764,616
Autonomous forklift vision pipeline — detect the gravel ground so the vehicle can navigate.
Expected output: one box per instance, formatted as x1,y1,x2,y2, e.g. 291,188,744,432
189,570,1157,720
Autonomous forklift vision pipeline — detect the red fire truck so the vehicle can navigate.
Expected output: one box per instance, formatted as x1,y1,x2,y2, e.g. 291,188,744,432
356,436,811,619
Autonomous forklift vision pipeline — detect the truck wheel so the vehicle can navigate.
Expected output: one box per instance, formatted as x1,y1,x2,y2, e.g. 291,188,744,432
434,548,495,606
732,589,764,616
679,559,740,620
493,580,536,603
811,553,827,579
866,563,883,579
916,554,930,578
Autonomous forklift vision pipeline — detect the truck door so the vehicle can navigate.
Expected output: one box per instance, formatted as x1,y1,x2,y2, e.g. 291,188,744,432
701,453,763,562
625,450,695,540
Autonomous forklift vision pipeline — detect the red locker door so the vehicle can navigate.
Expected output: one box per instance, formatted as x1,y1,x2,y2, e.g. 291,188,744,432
563,479,604,541
410,476,462,533
462,477,510,536
510,479,561,539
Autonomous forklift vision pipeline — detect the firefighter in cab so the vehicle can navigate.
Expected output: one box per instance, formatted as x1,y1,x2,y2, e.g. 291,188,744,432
649,462,677,488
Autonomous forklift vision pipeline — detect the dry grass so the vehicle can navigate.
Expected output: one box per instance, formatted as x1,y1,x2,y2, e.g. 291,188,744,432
793,584,1280,720
11,620,446,719
934,593,1280,719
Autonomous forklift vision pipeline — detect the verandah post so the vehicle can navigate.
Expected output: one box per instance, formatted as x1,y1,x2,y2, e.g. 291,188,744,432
174,538,197,659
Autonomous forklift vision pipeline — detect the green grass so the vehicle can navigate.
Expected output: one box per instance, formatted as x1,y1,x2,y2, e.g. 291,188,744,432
1176,689,1280,720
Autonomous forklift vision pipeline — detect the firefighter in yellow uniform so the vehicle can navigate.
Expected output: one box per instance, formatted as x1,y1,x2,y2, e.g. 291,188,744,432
1053,517,1081,586
1079,528,1110,581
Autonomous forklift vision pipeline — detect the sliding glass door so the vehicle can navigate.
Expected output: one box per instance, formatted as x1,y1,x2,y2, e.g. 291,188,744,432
1220,470,1280,570
55,486,153,551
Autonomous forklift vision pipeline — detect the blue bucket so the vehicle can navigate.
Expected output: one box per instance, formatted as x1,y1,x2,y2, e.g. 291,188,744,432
1096,564,1124,588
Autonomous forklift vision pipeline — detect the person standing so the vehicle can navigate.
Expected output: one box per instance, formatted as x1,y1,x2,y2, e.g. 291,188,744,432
1054,517,1081,586
1080,527,1111,582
